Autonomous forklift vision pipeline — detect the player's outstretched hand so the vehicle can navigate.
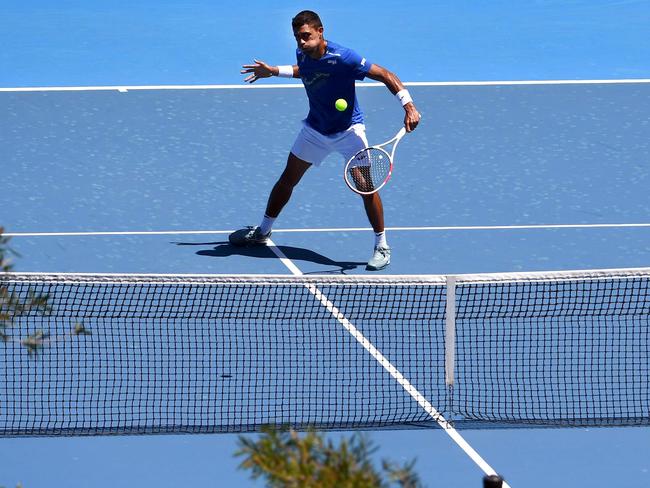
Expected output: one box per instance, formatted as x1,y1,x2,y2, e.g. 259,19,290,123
404,103,421,132
241,59,274,83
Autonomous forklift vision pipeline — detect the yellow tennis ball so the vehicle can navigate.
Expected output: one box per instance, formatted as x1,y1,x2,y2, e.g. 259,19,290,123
335,98,348,111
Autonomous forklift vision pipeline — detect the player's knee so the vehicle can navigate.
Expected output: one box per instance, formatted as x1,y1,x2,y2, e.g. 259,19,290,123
281,153,310,187
274,175,295,193
278,171,302,188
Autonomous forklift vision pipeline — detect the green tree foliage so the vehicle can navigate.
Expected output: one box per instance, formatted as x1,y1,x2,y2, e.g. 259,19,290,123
236,427,423,488
0,228,49,348
0,227,89,355
1,227,16,273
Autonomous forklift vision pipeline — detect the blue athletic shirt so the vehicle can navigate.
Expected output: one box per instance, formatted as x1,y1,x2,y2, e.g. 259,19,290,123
296,41,372,135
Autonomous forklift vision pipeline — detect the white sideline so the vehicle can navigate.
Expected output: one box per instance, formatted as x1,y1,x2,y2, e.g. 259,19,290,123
4,222,650,238
1,78,649,92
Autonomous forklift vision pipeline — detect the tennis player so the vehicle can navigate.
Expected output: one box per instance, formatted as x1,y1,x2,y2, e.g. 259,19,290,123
230,10,421,271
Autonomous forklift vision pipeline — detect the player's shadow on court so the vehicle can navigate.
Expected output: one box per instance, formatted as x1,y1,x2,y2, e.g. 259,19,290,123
176,241,366,274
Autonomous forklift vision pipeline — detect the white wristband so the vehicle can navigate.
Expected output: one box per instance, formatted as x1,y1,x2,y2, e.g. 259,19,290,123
396,89,413,106
277,65,294,78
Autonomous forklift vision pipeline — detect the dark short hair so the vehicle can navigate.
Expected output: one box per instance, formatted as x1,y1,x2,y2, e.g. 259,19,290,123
292,10,323,30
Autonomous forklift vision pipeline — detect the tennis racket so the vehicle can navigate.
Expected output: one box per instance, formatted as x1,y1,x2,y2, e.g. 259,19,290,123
344,127,406,195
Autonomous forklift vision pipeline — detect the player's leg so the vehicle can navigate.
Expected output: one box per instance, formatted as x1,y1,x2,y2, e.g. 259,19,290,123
265,153,311,218
337,124,391,270
229,153,310,246
229,123,329,247
362,191,390,270
361,192,384,234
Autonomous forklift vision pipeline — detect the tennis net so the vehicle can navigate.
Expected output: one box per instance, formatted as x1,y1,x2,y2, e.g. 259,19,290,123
1,268,648,436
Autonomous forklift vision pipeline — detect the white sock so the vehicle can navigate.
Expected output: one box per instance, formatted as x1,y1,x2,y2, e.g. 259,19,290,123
374,231,388,248
259,214,276,235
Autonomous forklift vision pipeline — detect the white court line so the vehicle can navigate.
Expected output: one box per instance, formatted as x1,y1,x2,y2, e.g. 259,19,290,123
1,78,649,92
4,222,650,238
265,237,304,276
265,238,510,486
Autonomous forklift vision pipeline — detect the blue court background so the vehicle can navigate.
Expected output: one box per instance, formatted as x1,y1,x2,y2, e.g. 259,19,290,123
2,1,650,487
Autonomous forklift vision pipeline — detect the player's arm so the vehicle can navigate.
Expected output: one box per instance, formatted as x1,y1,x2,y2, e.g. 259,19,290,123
241,59,299,83
366,64,421,132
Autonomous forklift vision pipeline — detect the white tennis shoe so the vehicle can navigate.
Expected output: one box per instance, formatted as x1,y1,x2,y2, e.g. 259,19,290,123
366,246,391,271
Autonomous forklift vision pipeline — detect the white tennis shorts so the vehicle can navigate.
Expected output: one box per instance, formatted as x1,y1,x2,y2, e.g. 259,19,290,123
290,122,369,167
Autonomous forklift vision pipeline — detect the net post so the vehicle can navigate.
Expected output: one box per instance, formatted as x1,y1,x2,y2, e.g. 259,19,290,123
445,275,457,388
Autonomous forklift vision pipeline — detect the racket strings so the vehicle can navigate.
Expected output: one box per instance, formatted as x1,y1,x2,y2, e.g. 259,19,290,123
347,148,391,193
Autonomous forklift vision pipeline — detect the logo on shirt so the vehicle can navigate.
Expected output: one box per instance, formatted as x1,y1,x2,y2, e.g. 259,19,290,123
361,58,366,66
327,59,337,65
302,72,331,89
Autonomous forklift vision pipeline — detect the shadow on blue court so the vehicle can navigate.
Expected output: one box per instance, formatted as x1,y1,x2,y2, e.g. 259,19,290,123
175,240,366,274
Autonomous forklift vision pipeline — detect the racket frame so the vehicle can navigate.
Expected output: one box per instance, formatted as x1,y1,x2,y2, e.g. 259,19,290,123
344,127,406,195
